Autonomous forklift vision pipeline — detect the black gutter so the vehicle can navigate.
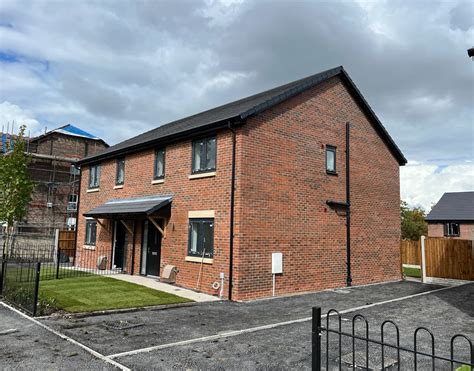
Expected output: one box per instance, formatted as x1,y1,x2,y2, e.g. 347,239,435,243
345,122,352,287
227,121,237,300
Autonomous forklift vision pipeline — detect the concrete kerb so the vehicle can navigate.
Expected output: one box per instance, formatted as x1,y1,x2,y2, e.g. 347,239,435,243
108,282,470,360
35,300,199,320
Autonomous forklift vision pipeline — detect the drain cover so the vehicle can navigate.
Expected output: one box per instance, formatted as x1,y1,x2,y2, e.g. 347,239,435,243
339,351,398,370
102,320,144,330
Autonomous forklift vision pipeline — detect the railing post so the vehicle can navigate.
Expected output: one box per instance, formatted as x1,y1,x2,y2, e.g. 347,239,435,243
32,262,41,317
312,307,322,371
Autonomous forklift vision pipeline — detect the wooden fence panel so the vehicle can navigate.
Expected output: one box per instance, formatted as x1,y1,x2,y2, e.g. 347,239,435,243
425,238,474,280
58,231,76,251
400,240,421,265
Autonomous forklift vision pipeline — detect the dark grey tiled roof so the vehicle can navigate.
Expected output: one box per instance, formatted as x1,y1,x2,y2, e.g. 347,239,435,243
426,192,474,221
78,66,406,165
84,195,172,218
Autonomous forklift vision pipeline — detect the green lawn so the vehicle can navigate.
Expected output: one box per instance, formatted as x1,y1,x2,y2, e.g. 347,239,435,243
403,266,422,278
39,275,191,313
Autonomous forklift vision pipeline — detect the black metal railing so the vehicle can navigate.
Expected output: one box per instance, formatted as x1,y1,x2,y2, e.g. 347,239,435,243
0,259,41,316
312,307,474,370
1,234,125,316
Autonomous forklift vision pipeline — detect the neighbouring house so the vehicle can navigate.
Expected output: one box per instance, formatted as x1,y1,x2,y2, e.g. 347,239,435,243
426,192,474,240
75,66,406,300
17,125,108,233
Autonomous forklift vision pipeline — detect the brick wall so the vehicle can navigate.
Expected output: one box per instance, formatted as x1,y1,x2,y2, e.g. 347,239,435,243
234,76,401,300
76,75,402,300
23,134,107,232
76,131,234,297
35,133,106,159
428,222,474,240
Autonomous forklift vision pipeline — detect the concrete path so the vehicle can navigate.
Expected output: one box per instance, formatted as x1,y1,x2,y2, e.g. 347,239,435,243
425,276,472,286
110,274,220,302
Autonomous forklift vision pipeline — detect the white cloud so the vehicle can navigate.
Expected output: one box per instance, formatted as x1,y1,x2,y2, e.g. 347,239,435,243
0,101,42,136
401,161,474,211
0,0,473,210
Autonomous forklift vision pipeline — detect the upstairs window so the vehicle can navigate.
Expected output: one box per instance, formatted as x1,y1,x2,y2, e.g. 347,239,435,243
85,220,97,246
192,136,216,174
67,195,78,211
444,223,460,237
154,148,165,179
116,157,125,185
326,145,337,174
89,164,101,189
188,218,214,258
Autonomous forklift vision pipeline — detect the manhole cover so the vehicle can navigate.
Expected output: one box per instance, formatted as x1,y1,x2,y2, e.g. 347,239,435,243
102,320,144,330
339,351,398,370
332,289,351,294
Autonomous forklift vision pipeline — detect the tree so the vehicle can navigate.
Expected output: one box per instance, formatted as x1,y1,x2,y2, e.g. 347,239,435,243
0,125,34,255
400,200,428,240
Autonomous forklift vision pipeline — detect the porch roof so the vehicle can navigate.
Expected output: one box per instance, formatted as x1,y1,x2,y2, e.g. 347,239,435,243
83,195,172,219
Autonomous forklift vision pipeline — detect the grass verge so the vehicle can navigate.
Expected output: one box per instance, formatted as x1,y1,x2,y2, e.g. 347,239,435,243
403,266,421,278
39,275,191,313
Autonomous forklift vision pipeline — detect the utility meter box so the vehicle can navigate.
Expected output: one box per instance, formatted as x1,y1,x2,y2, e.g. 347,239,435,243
272,252,283,274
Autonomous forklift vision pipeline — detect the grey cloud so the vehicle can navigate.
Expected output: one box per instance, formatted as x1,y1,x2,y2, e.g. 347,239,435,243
449,1,474,31
0,0,472,166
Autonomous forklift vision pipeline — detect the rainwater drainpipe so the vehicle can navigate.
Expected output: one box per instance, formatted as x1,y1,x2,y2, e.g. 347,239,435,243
130,221,137,275
345,122,352,287
227,121,237,300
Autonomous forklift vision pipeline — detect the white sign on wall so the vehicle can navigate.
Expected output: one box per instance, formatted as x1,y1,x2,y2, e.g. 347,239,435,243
272,252,283,274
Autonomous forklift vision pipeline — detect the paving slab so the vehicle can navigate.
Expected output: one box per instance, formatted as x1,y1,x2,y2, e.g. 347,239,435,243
110,274,220,302
40,281,443,356
0,304,119,370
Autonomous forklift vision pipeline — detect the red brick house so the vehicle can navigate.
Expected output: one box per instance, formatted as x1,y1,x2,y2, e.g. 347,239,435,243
75,66,406,300
426,192,474,240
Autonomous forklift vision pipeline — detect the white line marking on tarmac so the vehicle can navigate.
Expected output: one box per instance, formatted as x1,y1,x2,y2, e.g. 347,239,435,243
0,302,130,371
0,328,18,335
108,282,471,359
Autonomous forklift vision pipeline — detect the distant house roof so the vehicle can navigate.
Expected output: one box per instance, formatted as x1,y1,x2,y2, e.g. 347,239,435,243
77,66,407,166
426,192,474,222
31,124,108,146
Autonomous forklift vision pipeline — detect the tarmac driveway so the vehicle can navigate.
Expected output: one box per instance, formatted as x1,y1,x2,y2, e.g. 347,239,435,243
2,280,472,370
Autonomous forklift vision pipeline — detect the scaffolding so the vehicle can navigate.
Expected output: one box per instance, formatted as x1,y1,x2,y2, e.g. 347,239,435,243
1,126,80,234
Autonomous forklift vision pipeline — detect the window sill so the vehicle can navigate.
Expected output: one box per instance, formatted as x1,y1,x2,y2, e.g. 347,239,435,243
83,245,96,250
189,171,216,180
87,188,100,193
113,185,124,189
151,179,165,184
185,256,213,264
326,171,338,176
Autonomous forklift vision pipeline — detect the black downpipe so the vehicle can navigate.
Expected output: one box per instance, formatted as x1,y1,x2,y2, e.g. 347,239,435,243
131,221,137,275
228,122,237,300
345,122,352,287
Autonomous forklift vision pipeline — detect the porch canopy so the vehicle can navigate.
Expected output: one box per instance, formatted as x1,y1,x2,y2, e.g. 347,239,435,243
83,195,172,219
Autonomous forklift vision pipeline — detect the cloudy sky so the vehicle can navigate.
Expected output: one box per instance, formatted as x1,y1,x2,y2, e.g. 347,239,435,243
0,0,473,210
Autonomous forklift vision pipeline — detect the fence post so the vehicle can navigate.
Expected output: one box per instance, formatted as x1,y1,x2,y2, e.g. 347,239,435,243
312,307,322,371
55,229,60,279
0,259,6,296
32,262,41,317
420,236,426,283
